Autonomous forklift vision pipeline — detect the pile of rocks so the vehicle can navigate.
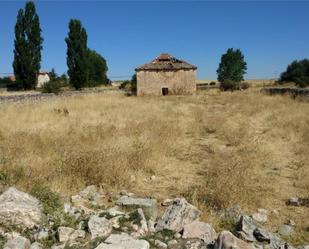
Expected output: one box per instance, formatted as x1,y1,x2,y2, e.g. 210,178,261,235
0,186,307,249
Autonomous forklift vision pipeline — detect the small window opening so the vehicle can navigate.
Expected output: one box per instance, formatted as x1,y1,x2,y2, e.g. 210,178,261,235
162,87,169,96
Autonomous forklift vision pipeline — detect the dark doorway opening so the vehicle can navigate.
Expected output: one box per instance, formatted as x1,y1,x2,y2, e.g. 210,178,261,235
162,87,169,96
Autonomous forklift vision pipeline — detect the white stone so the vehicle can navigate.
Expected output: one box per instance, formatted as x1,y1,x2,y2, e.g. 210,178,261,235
182,221,217,243
155,240,167,249
51,245,65,249
156,198,200,232
252,212,268,224
120,190,134,197
161,199,173,206
36,230,49,240
79,185,98,200
167,240,178,246
95,233,149,249
106,207,125,217
30,242,43,249
137,208,148,234
214,231,255,249
132,224,139,232
174,233,181,239
186,241,202,249
58,226,85,242
110,216,121,229
116,196,157,218
4,235,31,249
88,215,112,239
0,187,42,228
64,203,71,213
147,219,156,233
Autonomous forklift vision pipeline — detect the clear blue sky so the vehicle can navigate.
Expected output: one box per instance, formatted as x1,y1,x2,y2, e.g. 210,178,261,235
0,1,309,80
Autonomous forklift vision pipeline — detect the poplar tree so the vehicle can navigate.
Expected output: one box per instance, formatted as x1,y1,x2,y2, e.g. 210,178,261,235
65,19,88,89
13,1,43,90
87,49,108,86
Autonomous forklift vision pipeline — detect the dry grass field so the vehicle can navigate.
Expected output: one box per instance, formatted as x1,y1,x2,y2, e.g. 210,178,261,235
0,89,308,244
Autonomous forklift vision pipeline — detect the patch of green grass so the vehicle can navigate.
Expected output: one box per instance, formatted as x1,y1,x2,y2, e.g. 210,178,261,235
118,209,143,230
141,229,176,246
283,227,309,246
98,212,115,220
62,237,106,249
0,234,7,248
0,163,25,186
216,217,237,232
38,232,58,249
30,182,62,215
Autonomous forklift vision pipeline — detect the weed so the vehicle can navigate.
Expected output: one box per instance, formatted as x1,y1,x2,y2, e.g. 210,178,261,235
30,182,62,215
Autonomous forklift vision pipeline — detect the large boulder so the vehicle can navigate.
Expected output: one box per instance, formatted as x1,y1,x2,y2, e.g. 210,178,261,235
253,228,287,249
95,233,149,249
182,221,217,244
116,196,157,218
214,231,255,249
58,226,85,242
0,187,42,228
30,242,43,249
88,215,112,239
156,198,200,232
236,215,258,242
4,235,31,249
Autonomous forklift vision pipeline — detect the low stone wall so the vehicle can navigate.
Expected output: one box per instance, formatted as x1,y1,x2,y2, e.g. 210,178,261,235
0,89,122,104
262,87,309,97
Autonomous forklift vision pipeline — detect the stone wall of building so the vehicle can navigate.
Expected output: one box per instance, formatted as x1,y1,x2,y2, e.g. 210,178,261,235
136,69,196,96
37,74,50,88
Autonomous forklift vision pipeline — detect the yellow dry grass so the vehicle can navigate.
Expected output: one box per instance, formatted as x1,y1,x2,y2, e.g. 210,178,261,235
0,89,308,244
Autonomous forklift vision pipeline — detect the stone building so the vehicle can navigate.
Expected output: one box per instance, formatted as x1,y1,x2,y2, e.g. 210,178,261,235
7,71,50,88
135,53,197,96
37,71,50,88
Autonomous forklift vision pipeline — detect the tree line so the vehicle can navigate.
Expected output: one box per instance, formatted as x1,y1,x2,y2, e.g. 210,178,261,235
2,1,308,91
10,1,109,91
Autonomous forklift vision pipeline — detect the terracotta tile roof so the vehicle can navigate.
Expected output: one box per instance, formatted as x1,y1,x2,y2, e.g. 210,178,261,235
135,53,197,71
9,75,16,82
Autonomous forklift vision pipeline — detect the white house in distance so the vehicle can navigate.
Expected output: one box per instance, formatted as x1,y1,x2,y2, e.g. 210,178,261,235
8,71,50,88
37,71,50,88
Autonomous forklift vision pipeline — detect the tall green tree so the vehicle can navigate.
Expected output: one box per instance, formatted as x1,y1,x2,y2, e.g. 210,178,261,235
217,48,247,83
87,49,109,86
131,73,137,93
49,68,57,82
13,1,43,90
65,19,88,89
280,59,309,87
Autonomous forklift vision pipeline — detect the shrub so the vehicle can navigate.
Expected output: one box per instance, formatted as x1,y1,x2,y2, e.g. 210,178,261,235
131,74,137,94
41,81,62,94
240,82,250,90
220,80,241,91
279,59,309,87
280,59,309,87
119,80,131,90
210,81,216,86
30,182,62,215
119,74,136,94
0,234,6,248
